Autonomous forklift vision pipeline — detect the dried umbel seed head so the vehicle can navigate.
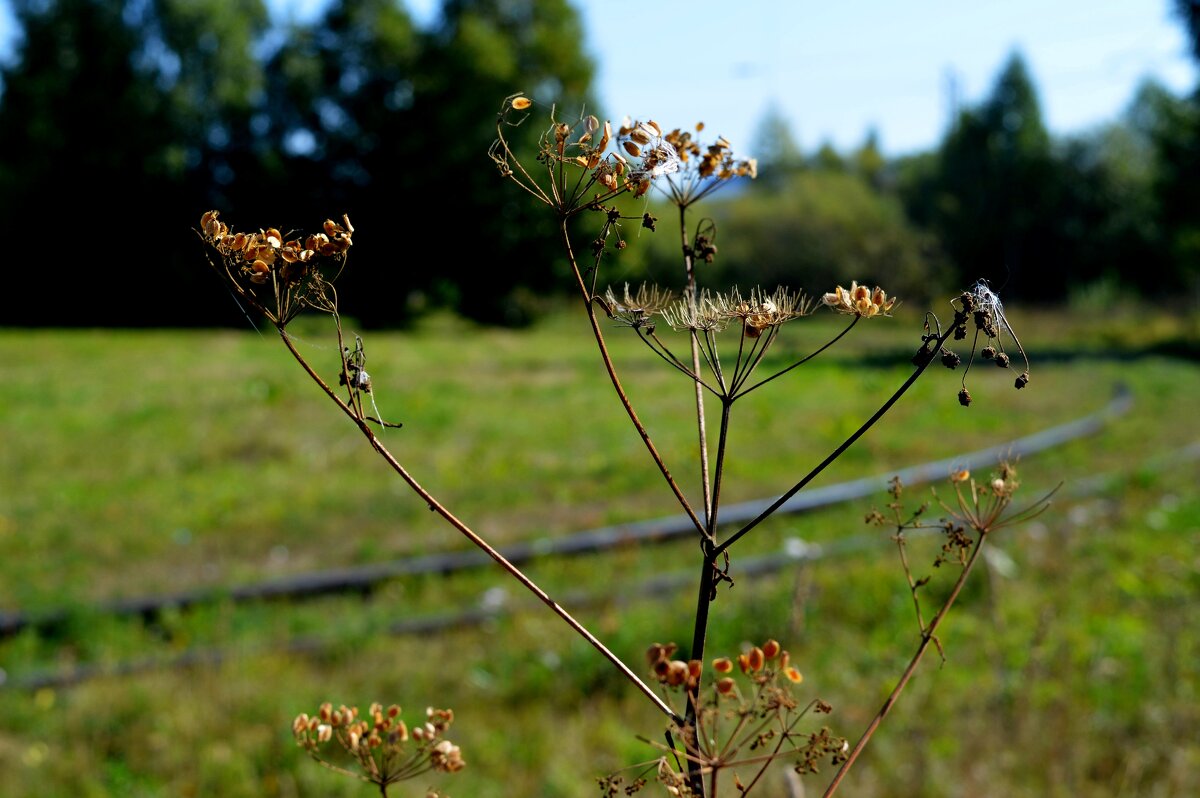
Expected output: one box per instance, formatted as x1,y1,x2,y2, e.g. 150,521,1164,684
823,281,897,318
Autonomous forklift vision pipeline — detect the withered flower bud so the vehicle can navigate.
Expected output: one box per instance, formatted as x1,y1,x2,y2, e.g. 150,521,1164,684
958,388,972,407
940,349,961,369
666,660,689,687
994,352,1011,368
1014,371,1029,389
912,345,934,367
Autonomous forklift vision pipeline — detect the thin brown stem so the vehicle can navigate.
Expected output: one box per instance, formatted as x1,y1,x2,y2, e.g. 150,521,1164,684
278,328,681,725
822,531,990,796
681,204,713,522
559,220,706,537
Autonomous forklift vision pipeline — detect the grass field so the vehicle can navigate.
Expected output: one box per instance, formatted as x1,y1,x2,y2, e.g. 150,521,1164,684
0,303,1197,796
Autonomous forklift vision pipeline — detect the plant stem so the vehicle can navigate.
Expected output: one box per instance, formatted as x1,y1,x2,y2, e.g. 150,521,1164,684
559,220,706,537
683,400,732,796
680,204,713,523
278,328,682,725
822,531,990,796
684,542,717,796
715,327,955,557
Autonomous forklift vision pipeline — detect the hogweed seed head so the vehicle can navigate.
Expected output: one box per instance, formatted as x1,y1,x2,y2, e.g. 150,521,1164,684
623,638,842,793
293,699,464,789
823,281,897,318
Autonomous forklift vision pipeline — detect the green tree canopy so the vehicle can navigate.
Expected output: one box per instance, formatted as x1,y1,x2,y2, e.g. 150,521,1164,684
0,0,598,326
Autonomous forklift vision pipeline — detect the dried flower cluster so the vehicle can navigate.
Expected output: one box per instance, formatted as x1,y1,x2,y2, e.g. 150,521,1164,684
869,465,1057,649
489,96,682,215
293,701,463,795
608,284,833,402
936,461,1055,538
199,210,353,326
907,281,1030,406
604,639,845,797
659,286,812,336
822,281,897,318
658,122,758,207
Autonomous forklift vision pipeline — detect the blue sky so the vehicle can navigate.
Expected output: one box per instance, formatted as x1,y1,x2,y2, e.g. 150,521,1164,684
2,0,1194,157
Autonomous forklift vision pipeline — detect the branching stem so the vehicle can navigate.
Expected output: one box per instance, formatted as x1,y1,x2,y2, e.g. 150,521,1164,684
822,529,990,796
559,220,706,537
715,326,956,557
278,328,681,725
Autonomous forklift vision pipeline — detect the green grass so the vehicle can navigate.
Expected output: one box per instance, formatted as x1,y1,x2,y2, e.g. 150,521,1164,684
0,305,1197,796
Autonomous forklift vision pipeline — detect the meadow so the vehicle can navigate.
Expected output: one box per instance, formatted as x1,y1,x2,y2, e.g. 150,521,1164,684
0,303,1197,796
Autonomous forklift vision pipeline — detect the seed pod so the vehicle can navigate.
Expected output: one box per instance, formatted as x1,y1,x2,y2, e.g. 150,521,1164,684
510,96,532,110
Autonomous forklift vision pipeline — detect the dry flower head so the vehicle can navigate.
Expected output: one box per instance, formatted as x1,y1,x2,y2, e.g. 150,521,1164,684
617,638,841,797
293,700,464,792
823,281,897,318
199,210,353,326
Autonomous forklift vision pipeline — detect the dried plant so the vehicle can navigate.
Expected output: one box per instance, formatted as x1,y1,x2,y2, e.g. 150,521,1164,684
193,93,1045,797
293,702,463,796
597,638,847,797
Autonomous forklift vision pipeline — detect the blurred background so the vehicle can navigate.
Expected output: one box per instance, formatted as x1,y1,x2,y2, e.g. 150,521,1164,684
1,1,1198,796
0,0,1197,326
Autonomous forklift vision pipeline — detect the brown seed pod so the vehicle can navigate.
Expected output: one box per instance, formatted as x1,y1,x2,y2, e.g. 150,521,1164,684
510,95,532,110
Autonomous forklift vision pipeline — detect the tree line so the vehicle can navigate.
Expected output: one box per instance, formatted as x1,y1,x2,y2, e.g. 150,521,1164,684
1,0,1196,327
